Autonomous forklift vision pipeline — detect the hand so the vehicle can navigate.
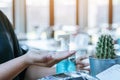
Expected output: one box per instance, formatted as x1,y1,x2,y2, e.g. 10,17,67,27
47,50,76,67
76,56,90,71
25,49,76,67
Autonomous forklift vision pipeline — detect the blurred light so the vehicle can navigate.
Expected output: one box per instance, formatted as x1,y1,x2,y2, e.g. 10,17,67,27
27,0,49,6
0,3,10,7
0,0,12,3
55,0,75,5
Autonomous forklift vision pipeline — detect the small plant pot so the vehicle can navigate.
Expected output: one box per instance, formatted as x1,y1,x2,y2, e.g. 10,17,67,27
89,56,116,77
116,56,120,64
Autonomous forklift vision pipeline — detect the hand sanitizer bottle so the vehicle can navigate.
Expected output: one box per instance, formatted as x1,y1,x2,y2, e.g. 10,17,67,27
56,35,69,74
56,35,76,74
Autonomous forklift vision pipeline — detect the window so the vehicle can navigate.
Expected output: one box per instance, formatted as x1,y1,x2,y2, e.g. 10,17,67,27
54,0,76,26
26,0,49,33
113,0,120,25
88,0,109,28
0,0,13,23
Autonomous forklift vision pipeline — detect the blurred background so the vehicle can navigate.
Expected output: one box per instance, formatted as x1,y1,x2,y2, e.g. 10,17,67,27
1,0,120,55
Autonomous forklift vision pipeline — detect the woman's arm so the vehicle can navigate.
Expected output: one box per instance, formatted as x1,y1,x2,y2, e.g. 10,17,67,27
0,49,75,80
0,49,52,80
0,54,29,80
24,66,56,80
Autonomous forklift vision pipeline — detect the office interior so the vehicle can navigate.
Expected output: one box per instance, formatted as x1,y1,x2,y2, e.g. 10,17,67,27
1,0,120,77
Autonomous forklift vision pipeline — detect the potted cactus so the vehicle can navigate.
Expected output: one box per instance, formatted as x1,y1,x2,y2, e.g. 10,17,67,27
89,34,119,77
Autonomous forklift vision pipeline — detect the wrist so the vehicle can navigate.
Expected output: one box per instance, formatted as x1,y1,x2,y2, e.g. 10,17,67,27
22,53,33,66
23,49,39,65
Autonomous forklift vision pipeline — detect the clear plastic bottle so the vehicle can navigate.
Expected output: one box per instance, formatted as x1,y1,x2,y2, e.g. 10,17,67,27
56,35,76,74
56,36,69,74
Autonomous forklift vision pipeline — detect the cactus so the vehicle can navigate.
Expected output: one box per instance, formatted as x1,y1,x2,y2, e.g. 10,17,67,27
96,34,116,59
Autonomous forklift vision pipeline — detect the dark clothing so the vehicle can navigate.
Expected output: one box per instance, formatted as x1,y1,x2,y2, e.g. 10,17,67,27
0,11,27,80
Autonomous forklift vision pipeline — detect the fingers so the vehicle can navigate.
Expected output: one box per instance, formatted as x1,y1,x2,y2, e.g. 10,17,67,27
76,63,90,71
76,56,90,71
76,63,89,68
79,57,88,60
61,50,76,59
69,51,76,55
42,50,76,67
53,50,76,59
76,56,88,61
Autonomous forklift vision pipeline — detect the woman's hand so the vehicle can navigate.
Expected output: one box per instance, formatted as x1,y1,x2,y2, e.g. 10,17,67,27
76,56,90,71
25,49,76,67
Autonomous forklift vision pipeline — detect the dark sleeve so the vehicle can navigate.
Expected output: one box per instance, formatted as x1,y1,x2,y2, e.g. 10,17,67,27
0,10,28,80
